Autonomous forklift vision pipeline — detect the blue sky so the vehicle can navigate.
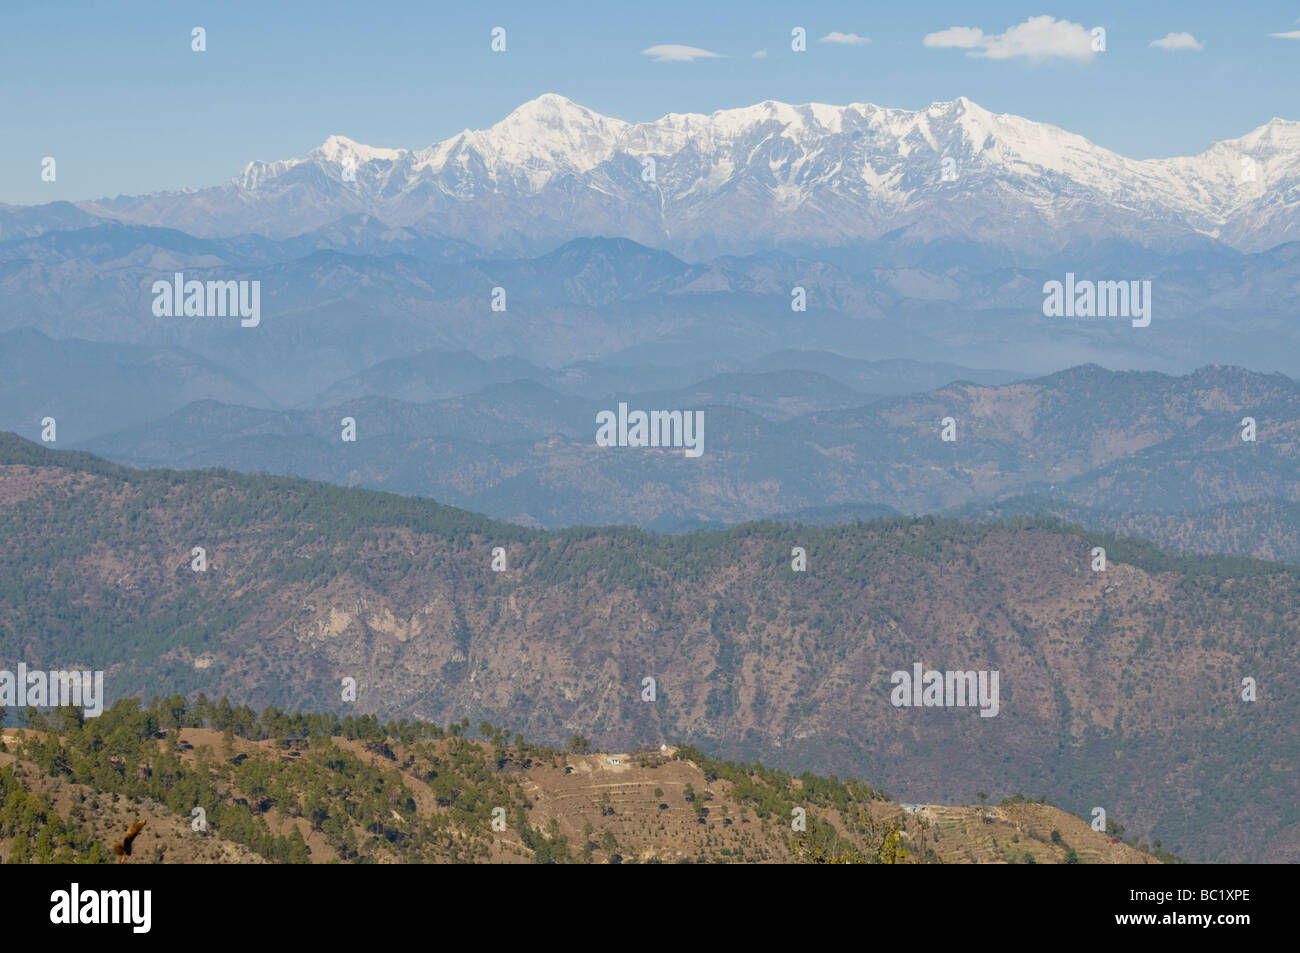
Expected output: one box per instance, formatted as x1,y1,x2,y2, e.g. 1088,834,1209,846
1,0,1297,204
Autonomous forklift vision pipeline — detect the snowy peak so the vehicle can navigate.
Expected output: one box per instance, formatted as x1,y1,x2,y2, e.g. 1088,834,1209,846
497,92,619,129
1224,117,1300,155
237,94,1292,194
475,93,629,170
237,136,407,191
314,135,406,165
113,94,1300,252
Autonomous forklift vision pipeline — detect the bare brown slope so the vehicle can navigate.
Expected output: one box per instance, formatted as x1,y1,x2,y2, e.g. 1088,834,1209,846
0,729,1154,864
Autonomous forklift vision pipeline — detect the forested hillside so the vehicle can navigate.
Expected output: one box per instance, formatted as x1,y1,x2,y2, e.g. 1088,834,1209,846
0,697,1165,865
1,434,1294,862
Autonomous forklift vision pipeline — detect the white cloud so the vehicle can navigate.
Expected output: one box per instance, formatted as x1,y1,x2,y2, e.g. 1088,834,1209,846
1269,30,1300,39
923,26,985,49
641,44,725,62
819,32,871,46
924,16,1096,61
752,49,768,58
1150,32,1204,50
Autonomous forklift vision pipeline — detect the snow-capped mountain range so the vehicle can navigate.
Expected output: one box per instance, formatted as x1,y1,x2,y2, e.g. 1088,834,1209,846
52,94,1300,254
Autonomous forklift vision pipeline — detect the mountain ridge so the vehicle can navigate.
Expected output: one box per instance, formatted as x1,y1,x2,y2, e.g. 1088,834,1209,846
65,362,1300,542
15,94,1294,254
1,433,1294,862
